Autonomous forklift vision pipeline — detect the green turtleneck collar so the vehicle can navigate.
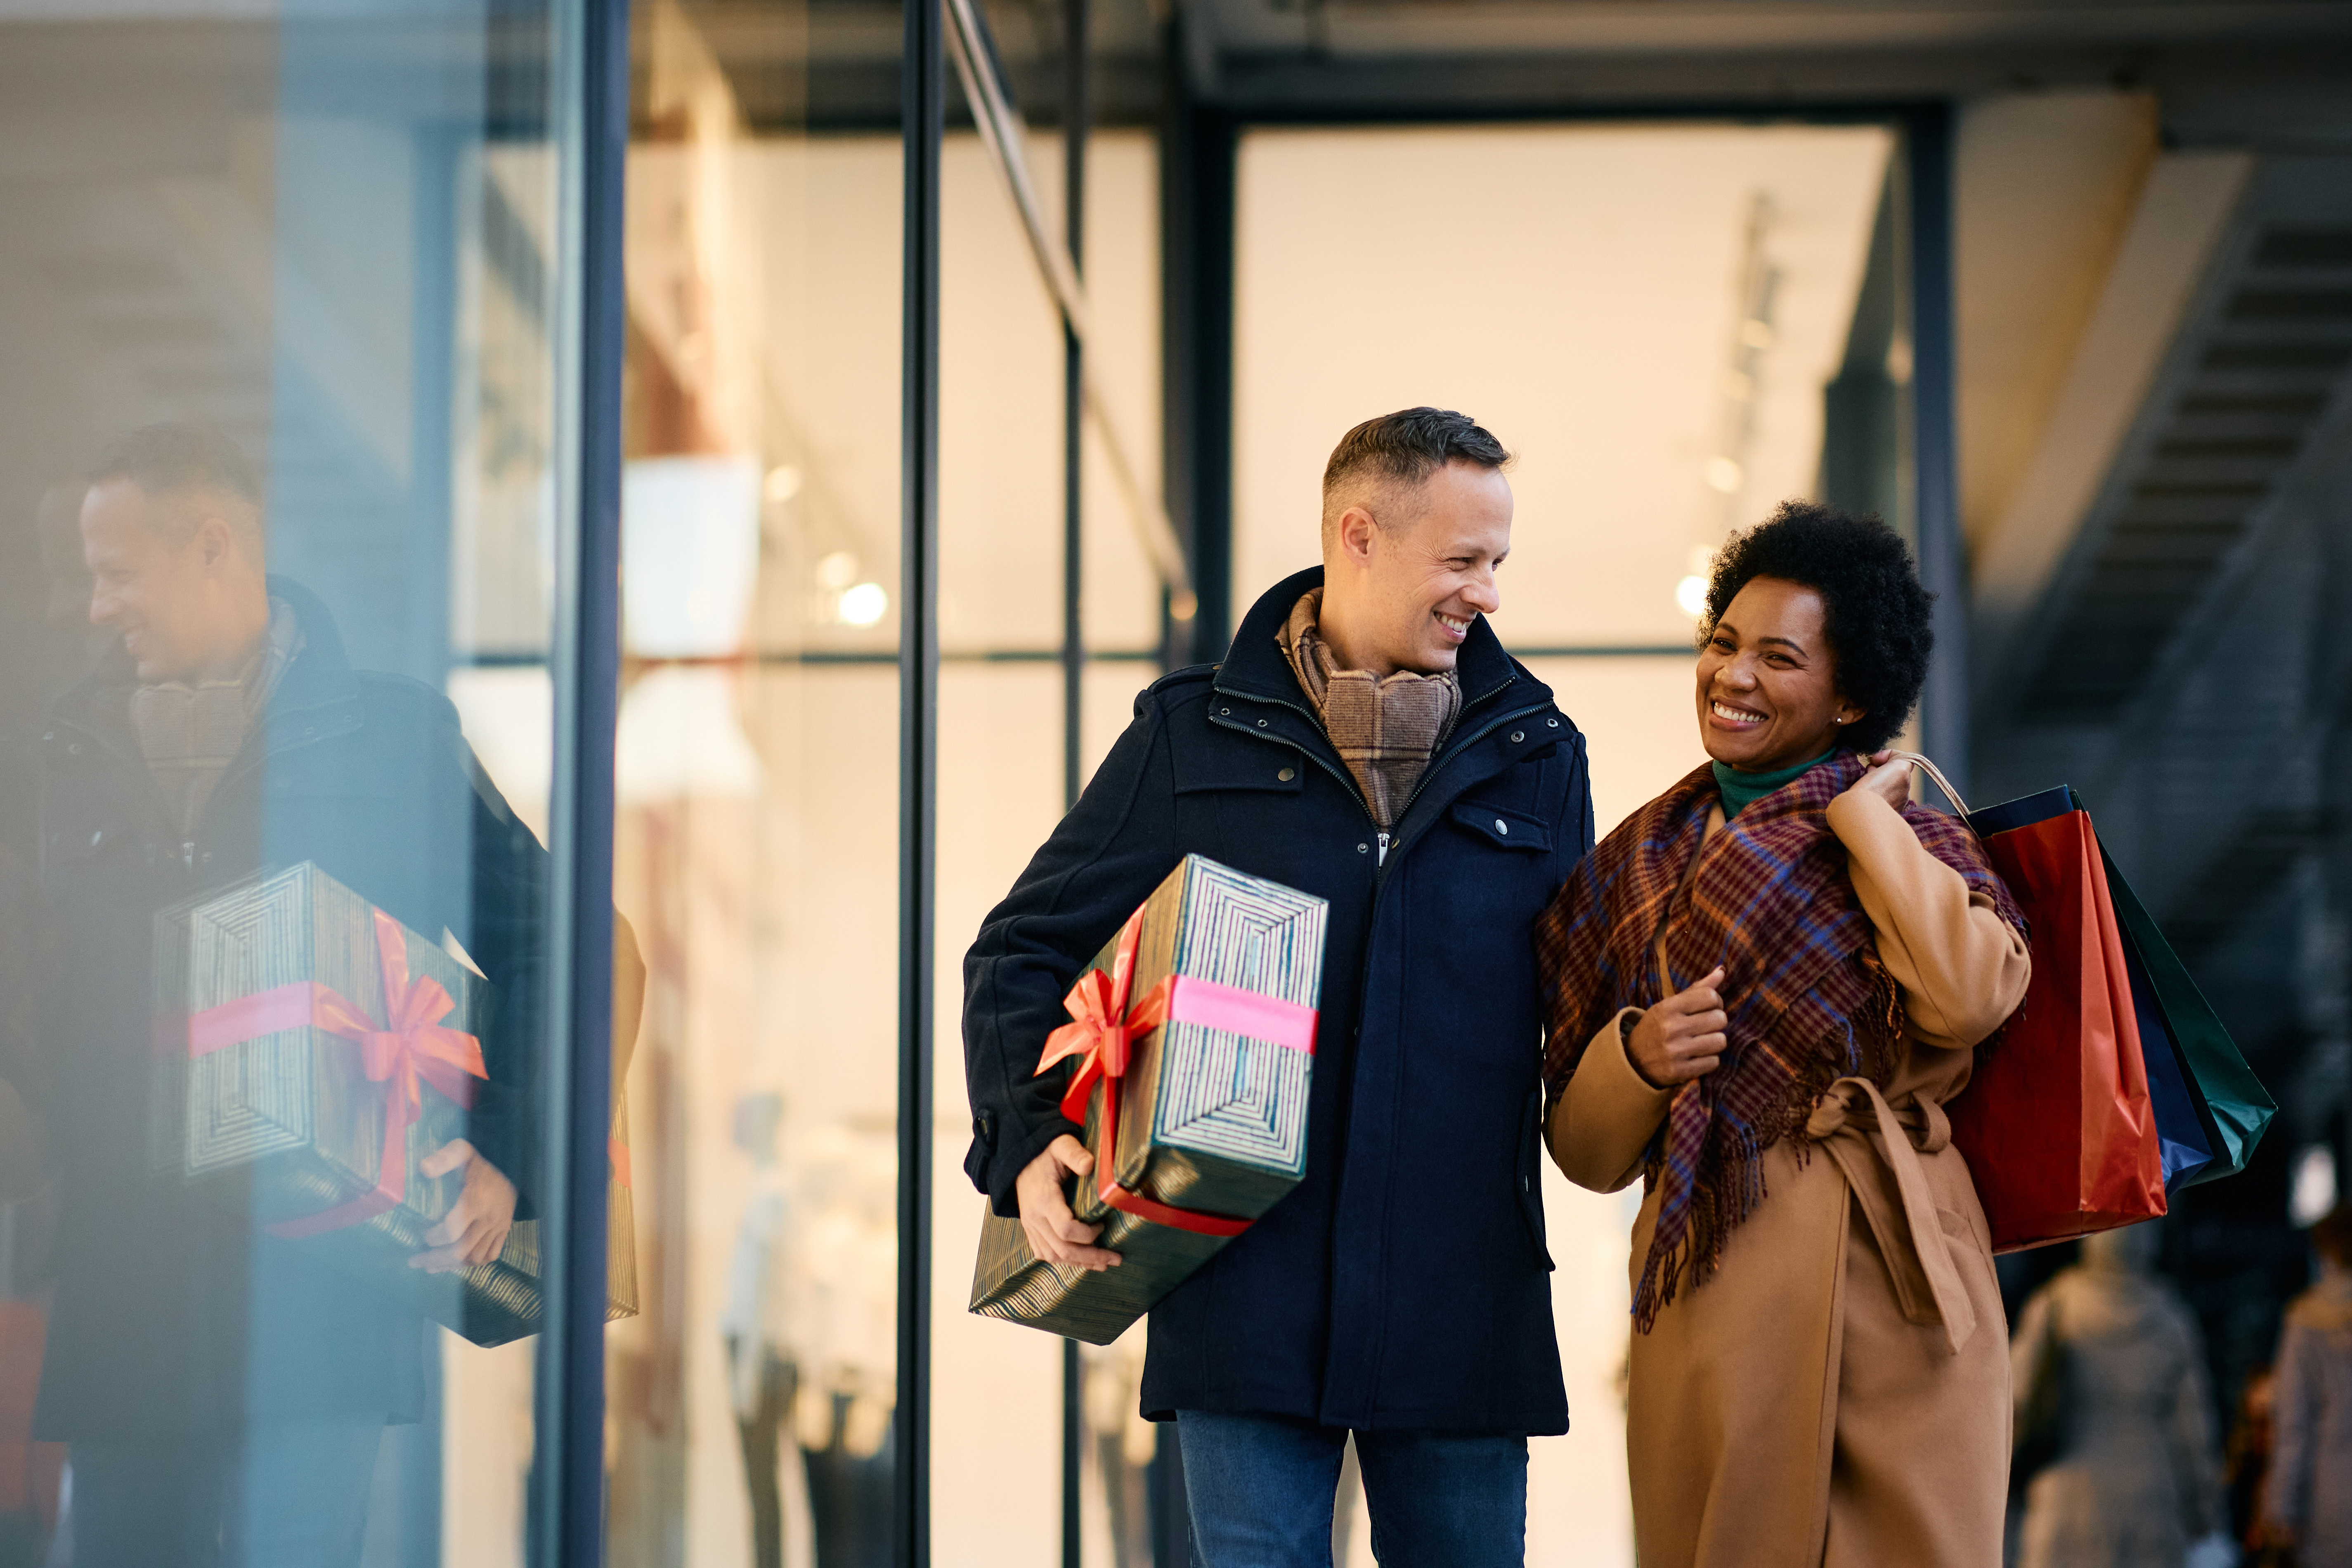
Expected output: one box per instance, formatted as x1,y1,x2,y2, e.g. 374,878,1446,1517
1712,749,1839,821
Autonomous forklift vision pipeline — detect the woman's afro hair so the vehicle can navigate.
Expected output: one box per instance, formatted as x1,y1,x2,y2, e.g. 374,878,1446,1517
1699,501,1934,755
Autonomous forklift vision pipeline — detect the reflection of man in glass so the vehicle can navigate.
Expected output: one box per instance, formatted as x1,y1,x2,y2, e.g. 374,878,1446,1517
28,424,547,1566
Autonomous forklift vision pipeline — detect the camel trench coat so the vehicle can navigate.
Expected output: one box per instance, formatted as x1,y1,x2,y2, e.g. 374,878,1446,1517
1548,787,2031,1568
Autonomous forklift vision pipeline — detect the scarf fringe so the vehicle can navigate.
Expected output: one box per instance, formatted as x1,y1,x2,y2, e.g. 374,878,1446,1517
1629,957,1908,1332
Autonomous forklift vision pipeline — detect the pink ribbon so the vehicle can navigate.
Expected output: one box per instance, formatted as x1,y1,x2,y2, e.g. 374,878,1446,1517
188,908,488,1239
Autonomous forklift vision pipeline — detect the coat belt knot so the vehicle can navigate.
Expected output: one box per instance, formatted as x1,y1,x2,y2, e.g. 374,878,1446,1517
1807,1076,1979,1354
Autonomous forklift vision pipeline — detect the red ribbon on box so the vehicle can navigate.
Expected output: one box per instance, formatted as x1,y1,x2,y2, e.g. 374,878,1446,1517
1033,906,1317,1237
187,908,489,1239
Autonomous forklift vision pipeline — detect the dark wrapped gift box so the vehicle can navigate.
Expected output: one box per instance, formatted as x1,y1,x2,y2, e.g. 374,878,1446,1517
155,861,636,1346
969,854,1325,1344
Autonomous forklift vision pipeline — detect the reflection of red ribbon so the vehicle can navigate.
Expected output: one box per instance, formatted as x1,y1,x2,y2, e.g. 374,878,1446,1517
187,908,488,1239
1033,908,1317,1237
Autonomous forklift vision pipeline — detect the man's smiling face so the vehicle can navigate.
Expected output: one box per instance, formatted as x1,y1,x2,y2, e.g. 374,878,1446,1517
1347,461,1513,677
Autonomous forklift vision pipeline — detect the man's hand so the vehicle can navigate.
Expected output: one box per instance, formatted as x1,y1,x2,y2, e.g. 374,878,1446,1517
1016,1134,1121,1272
409,1139,518,1274
1626,965,1728,1088
1847,750,1912,811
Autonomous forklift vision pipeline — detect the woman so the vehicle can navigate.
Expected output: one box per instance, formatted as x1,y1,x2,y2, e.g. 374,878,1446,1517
1538,501,2031,1567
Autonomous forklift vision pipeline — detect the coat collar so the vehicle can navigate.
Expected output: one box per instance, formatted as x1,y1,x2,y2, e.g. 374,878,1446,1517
52,574,361,741
1212,564,1522,713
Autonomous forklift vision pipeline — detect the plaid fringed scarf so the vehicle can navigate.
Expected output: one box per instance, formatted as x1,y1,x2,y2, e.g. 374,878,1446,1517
1535,751,2023,1331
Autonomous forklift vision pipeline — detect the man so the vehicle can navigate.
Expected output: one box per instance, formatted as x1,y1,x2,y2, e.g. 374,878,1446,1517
964,408,1593,1563
30,424,549,1566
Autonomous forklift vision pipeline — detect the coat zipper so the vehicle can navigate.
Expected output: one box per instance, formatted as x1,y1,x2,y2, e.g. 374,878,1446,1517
49,694,346,882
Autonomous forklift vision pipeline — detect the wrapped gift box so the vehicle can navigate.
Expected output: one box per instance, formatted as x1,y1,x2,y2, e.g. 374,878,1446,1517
154,861,636,1347
969,854,1326,1345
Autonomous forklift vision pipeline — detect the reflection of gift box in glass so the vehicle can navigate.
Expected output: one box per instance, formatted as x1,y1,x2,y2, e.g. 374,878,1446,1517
970,854,1326,1345
154,861,636,1347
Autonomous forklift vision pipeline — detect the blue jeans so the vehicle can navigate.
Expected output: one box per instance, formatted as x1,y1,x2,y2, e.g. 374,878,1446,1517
1176,1410,1527,1568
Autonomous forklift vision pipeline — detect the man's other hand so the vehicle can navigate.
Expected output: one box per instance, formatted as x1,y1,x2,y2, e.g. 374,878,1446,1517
1626,965,1728,1088
409,1139,518,1274
1016,1133,1122,1272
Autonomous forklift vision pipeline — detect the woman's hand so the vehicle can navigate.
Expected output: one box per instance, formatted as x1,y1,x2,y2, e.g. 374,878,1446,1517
1848,750,1912,811
1626,965,1728,1088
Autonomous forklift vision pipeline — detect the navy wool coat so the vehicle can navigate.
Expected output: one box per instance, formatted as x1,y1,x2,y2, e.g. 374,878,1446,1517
963,566,1592,1434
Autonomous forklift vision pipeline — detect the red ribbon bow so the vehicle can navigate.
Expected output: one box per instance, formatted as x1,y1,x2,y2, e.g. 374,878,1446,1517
189,908,489,1239
1035,908,1317,1239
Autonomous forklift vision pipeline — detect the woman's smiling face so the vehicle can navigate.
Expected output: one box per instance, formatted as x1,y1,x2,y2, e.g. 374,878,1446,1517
1695,575,1862,772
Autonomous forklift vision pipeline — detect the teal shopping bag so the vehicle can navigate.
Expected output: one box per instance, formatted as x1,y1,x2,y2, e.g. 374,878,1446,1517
2098,850,2276,1185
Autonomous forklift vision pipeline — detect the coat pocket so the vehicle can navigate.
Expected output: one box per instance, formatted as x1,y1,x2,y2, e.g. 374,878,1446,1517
1450,799,1551,852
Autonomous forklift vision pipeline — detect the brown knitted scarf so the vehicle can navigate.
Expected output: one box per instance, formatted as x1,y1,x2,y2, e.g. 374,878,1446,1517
1279,589,1460,828
129,596,303,835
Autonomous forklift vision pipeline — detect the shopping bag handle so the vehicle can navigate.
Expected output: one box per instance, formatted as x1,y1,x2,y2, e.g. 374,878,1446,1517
1885,750,1973,819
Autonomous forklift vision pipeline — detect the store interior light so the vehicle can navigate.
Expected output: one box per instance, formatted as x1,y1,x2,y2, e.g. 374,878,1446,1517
763,464,803,504
837,581,889,627
1702,456,1743,494
815,551,859,590
1674,575,1710,618
2292,1143,2338,1227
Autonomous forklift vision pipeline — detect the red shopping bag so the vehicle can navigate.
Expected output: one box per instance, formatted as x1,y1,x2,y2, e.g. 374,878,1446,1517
1946,806,2167,1251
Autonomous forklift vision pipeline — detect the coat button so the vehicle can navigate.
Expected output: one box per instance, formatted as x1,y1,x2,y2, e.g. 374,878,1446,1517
1220,707,1231,715
66,743,80,756
1548,717,1560,727
1277,767,1295,782
1510,731,1525,743
1258,719,1269,728
1495,818,1509,835
1357,842,1369,854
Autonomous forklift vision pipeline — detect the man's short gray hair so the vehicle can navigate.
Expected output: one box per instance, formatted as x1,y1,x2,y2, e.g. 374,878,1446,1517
1320,407,1511,546
85,423,265,545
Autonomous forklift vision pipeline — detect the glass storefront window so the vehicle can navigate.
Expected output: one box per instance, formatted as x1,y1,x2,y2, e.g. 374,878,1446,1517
604,3,904,1565
0,3,604,1564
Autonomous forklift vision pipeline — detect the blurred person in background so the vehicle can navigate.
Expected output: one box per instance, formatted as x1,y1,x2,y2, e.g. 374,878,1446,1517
30,423,552,1567
2261,1202,2352,1565
2012,1223,2227,1568
2226,1366,2280,1563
